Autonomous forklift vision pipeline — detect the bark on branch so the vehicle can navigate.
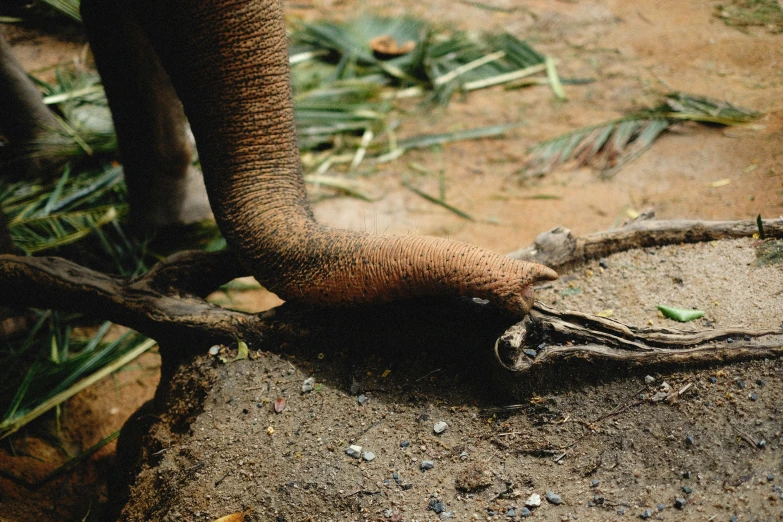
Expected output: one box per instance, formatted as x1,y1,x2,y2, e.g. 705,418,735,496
496,303,783,374
0,251,261,348
1,217,780,374
508,217,783,270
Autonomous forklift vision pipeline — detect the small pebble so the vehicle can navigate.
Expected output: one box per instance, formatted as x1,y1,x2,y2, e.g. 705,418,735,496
616,507,625,515
428,499,445,514
640,508,652,519
682,486,692,494
384,508,393,518
434,421,448,434
708,376,717,384
767,473,775,482
400,440,411,448
591,479,600,488
421,460,435,470
545,491,562,505
682,471,691,479
657,503,665,511
208,345,221,356
737,379,745,389
301,377,315,393
357,394,367,405
440,511,454,520
685,435,694,447
727,337,734,344
392,471,400,482
644,375,655,384
345,445,362,458
362,451,376,462
674,497,687,509
730,516,738,522
525,493,541,508
593,494,604,505
750,392,758,401
758,439,767,449
507,507,516,518
523,349,537,358
599,259,608,269
756,379,765,387
519,507,531,518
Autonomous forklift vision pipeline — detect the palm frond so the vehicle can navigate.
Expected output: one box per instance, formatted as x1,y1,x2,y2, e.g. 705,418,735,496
36,0,82,22
290,15,559,105
0,320,154,440
521,92,762,178
9,206,121,253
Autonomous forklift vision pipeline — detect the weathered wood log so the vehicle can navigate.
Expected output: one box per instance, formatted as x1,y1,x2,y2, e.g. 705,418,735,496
508,217,783,270
495,303,783,374
0,251,261,348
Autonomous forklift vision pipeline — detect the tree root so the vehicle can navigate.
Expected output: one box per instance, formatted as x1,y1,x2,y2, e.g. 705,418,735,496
1,217,781,375
0,250,260,349
508,216,783,270
495,303,783,374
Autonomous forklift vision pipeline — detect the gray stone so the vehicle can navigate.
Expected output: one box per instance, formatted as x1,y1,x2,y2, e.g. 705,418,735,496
301,377,315,393
644,375,655,384
362,451,376,462
434,421,448,434
545,491,562,505
525,493,541,508
421,460,435,470
345,445,362,458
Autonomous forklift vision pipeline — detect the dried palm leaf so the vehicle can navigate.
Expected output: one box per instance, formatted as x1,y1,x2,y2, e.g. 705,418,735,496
521,93,762,178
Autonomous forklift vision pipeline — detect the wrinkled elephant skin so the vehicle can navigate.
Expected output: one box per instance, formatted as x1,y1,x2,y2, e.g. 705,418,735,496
80,0,557,316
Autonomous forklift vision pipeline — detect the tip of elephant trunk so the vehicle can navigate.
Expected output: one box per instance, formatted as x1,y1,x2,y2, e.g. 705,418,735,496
530,263,559,284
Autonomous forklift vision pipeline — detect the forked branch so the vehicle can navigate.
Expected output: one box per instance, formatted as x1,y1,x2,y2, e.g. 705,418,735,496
496,303,783,374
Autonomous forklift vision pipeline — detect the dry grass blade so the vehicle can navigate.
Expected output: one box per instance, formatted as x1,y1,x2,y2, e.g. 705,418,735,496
402,180,474,220
521,92,761,178
304,174,377,201
0,331,155,440
715,0,783,33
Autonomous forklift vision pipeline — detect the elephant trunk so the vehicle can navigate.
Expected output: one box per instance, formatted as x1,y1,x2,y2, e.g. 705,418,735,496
119,0,556,316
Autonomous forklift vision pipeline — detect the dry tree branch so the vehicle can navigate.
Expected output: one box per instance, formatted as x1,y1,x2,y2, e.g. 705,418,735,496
508,217,783,270
0,250,262,348
495,303,783,374
1,217,781,375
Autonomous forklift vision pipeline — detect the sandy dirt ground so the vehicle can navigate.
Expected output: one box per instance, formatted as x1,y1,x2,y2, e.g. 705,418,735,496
0,0,782,520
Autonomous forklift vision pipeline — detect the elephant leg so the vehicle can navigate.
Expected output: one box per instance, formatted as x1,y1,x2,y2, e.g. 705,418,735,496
80,0,211,229
0,30,63,178
88,0,556,315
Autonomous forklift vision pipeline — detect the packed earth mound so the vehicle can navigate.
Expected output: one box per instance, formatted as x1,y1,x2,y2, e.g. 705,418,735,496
119,236,782,521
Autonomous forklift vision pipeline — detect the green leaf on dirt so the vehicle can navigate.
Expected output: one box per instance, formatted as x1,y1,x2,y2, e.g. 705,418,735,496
657,305,705,322
521,92,762,178
221,341,249,364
